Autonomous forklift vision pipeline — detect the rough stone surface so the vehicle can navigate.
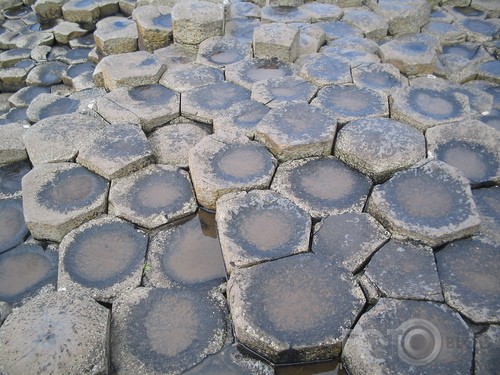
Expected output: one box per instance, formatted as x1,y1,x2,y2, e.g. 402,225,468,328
271,156,372,219
436,238,499,324
367,160,481,247
26,93,80,123
253,23,300,62
0,123,27,165
251,75,317,109
212,99,269,138
299,54,351,87
159,63,224,93
473,186,500,245
21,162,108,243
228,253,365,363
197,36,252,68
216,190,311,274
62,0,100,25
0,291,109,375
0,161,31,199
133,5,173,52
475,325,500,375
369,0,431,36
351,62,407,94
342,8,388,40
94,16,138,56
25,61,67,87
0,198,29,254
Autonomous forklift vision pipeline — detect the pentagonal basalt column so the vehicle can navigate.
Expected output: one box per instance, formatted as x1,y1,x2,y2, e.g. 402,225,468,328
311,85,388,124
182,81,251,124
197,36,252,69
132,5,173,52
271,157,372,219
367,160,481,247
228,253,365,363
473,186,500,245
251,76,317,109
436,238,499,324
189,135,277,210
390,85,470,132
77,122,154,180
109,164,197,229
364,240,443,302
0,161,31,199
351,63,408,94
312,212,390,274
299,54,352,87
426,120,500,187
22,163,109,242
58,216,147,303
94,16,138,56
255,103,337,161
212,100,270,138
0,243,57,305
334,117,426,183
0,198,29,254
216,190,311,274
0,291,109,375
342,298,474,375
145,211,226,288
95,84,180,132
111,287,227,375
159,63,224,93
475,325,500,375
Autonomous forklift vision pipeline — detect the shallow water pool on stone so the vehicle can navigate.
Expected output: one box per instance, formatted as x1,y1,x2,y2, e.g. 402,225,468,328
152,14,172,28
38,97,79,120
442,44,479,59
408,88,463,120
213,144,273,182
0,199,29,254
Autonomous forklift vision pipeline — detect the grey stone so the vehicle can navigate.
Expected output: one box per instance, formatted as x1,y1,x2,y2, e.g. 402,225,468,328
109,164,197,229
23,113,105,165
0,243,57,305
26,93,80,123
291,23,326,56
145,211,226,288
0,48,31,68
197,36,252,68
154,43,197,68
0,301,10,327
342,8,388,40
477,60,500,84
422,21,467,46
95,84,179,132
272,156,372,219
367,159,481,247
58,215,147,303
93,51,166,91
189,134,277,210
111,287,227,375
300,54,351,87
229,2,261,19
159,63,224,93
0,61,33,92
181,81,251,124
267,0,303,6
251,75,317,109
436,238,499,324
0,123,27,165
312,85,388,124
342,298,474,374
255,103,337,161
0,161,31,199
225,18,261,42
327,35,380,54
119,0,136,16
62,0,100,24
0,108,29,126
437,43,494,83
172,0,224,45
0,198,29,254
312,212,390,273
472,0,500,18
369,0,431,36
12,31,54,50
228,253,365,363
365,240,443,301
132,5,173,52
216,190,311,274
77,122,153,180
0,291,109,374
25,60,67,86
22,162,109,242
299,2,343,22
426,120,499,187
212,100,269,138
334,117,426,183
260,5,311,23
62,62,95,91
351,63,408,94
456,18,499,43
475,325,500,375
473,186,500,245
94,16,138,55
253,23,300,62
320,45,381,65
33,0,66,20
51,20,88,44
444,5,486,19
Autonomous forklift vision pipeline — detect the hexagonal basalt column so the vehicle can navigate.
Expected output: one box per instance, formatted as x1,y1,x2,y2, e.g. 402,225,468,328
251,76,317,109
95,84,180,132
365,240,443,301
300,54,351,87
367,160,480,247
111,287,227,374
390,85,470,132
109,164,197,229
77,122,153,180
197,36,252,69
145,211,226,288
255,103,337,161
216,190,311,274
312,85,388,125
436,238,499,324
342,298,474,375
189,135,277,209
312,212,389,273
58,216,148,303
253,23,300,62
22,163,109,242
0,198,29,254
334,117,426,183
369,0,431,36
181,81,251,124
0,291,109,375
159,63,223,93
473,186,500,245
94,16,138,56
172,0,224,45
213,100,270,138
341,8,388,40
475,325,500,375
261,5,311,23
351,63,407,94
426,120,499,187
62,0,101,25
228,253,365,363
132,5,173,52
271,157,372,219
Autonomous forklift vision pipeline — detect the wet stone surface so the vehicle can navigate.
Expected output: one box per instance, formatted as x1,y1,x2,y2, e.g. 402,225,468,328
159,63,224,93
251,76,317,109
0,291,109,375
0,243,57,305
312,212,390,274
299,54,351,87
473,186,500,245
475,325,500,375
0,198,28,254
0,161,30,199
58,216,148,303
26,93,80,123
22,162,109,242
197,36,252,68
271,156,372,219
145,210,226,288
216,190,311,274
111,287,227,375
213,99,270,138
436,238,500,324
109,164,197,229
228,253,365,363
351,62,407,94
368,160,481,247
342,298,474,375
